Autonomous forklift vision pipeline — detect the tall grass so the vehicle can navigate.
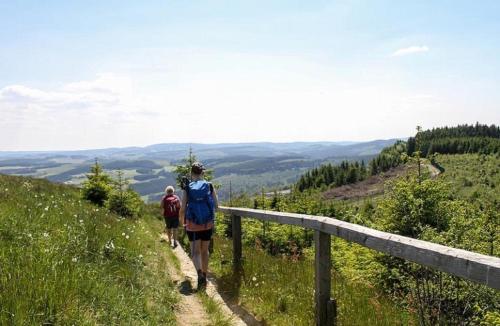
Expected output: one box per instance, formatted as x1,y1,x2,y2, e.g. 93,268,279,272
209,235,416,325
0,175,177,325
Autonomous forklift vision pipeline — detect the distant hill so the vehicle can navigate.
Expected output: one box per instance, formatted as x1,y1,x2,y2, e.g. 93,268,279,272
0,140,400,201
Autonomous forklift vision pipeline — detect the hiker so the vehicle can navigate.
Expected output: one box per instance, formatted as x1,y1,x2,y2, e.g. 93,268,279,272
160,185,181,248
179,162,218,289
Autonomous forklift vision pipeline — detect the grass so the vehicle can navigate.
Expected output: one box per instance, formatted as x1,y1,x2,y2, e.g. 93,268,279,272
209,234,416,326
435,153,500,201
0,174,177,325
197,292,233,326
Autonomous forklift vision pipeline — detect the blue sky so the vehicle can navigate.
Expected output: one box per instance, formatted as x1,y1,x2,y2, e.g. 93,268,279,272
1,0,499,150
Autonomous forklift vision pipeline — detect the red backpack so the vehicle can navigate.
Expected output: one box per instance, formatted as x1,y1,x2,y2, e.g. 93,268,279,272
163,195,180,218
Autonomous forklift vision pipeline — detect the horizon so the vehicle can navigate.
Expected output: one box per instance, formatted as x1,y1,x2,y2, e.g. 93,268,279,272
1,1,499,151
0,137,405,153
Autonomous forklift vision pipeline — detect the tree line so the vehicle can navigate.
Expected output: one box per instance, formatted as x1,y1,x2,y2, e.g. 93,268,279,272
297,123,499,192
296,140,407,192
407,123,500,156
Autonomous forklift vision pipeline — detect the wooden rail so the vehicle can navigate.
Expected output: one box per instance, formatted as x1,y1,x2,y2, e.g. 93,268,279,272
219,206,500,326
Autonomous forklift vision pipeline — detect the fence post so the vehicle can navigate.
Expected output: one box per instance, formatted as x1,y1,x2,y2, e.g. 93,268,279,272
315,230,333,326
232,214,242,264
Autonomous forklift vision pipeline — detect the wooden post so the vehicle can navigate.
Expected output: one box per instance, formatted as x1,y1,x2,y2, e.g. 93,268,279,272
232,214,242,264
315,230,332,326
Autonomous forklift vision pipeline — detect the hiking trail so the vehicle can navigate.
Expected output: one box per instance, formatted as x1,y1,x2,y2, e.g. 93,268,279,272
160,234,246,326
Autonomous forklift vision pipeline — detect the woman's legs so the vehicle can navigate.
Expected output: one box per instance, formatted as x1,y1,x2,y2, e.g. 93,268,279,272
191,239,202,272
200,240,210,275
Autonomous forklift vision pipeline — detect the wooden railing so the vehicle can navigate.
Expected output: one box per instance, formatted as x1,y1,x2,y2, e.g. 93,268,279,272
218,206,500,326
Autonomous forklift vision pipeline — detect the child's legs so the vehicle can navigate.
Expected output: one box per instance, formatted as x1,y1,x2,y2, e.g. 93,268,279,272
173,228,178,242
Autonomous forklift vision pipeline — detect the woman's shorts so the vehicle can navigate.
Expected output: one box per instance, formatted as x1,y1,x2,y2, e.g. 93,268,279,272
164,217,179,229
186,228,213,242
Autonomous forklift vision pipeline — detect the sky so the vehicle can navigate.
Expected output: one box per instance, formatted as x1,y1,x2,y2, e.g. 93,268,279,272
0,0,499,151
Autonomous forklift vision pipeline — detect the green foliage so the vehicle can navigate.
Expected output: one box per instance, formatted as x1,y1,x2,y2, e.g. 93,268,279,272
296,140,407,192
80,159,113,206
0,175,177,324
173,148,214,188
106,170,143,218
376,176,450,237
407,123,500,156
374,169,499,324
209,232,416,325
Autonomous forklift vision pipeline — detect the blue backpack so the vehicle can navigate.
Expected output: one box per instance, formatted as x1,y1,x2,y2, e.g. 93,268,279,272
186,180,214,225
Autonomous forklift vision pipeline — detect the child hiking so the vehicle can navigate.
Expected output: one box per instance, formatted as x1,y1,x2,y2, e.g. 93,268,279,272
179,162,218,290
160,185,181,248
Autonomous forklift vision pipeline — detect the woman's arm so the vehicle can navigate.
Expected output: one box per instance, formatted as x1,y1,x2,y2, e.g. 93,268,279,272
179,190,188,226
211,187,219,210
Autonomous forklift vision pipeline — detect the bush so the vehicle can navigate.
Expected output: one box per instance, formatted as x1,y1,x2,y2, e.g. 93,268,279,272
107,189,143,218
106,170,143,218
81,160,113,206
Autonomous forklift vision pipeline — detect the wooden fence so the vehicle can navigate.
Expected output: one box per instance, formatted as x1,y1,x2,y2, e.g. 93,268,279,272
218,206,500,326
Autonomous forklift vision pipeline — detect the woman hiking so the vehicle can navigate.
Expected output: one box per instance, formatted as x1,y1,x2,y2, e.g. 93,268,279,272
179,162,218,289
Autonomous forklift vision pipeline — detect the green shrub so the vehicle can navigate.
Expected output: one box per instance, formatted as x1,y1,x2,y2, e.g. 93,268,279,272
81,160,113,206
106,170,143,218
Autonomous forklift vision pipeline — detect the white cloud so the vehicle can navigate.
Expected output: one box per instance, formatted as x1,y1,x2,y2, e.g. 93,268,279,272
0,73,131,110
391,45,429,57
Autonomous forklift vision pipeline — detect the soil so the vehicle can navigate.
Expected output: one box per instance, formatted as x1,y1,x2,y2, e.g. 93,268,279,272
160,234,246,326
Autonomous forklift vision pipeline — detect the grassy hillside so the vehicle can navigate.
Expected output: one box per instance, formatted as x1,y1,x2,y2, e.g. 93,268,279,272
434,153,499,202
0,175,177,325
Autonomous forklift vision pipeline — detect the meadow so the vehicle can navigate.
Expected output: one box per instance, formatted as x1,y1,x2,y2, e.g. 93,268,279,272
0,175,178,325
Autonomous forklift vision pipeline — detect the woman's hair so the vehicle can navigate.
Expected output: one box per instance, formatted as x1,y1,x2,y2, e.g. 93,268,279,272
191,162,205,175
165,185,175,194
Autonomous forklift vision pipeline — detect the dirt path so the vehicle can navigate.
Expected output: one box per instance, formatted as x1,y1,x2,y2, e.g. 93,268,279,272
160,234,246,326
160,235,210,326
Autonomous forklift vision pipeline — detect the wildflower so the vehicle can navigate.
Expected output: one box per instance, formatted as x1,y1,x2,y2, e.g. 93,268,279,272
43,232,49,238
73,214,78,218
122,233,125,236
139,254,143,258
44,206,49,211
252,276,257,282
79,220,83,224
27,233,32,238
105,240,115,251
125,235,130,239
72,257,78,263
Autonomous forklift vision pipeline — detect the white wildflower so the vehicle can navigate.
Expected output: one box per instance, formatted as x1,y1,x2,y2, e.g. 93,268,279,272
44,206,49,211
43,232,49,238
125,235,129,239
72,257,78,263
79,220,83,224
252,276,257,282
